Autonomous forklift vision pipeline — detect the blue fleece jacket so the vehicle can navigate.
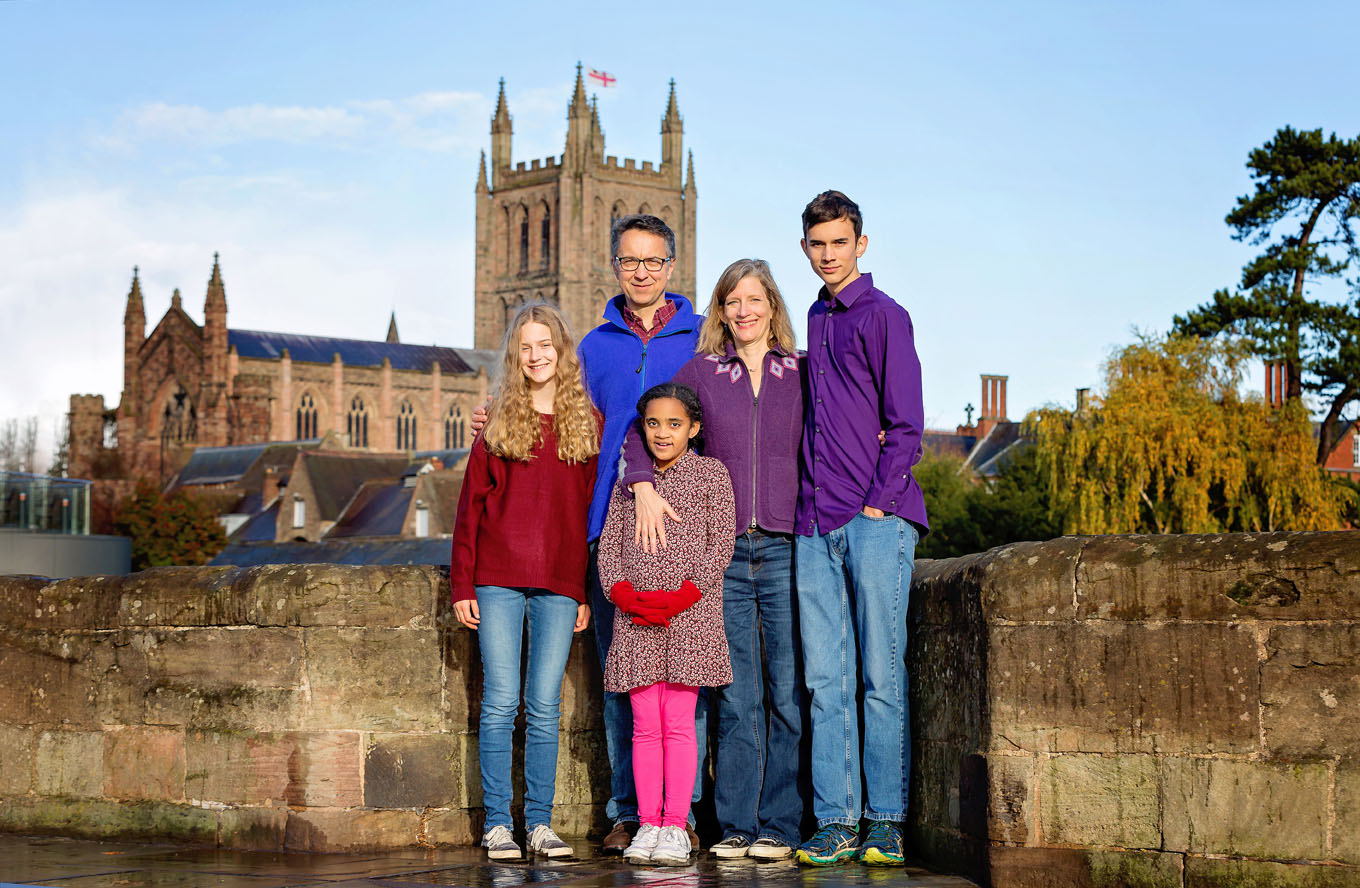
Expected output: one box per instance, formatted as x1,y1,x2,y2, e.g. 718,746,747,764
579,293,701,540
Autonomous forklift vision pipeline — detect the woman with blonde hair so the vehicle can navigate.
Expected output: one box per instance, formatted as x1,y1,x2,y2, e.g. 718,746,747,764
620,259,808,859
451,303,600,860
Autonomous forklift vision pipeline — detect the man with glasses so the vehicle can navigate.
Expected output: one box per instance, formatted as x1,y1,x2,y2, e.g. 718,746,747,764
578,214,705,857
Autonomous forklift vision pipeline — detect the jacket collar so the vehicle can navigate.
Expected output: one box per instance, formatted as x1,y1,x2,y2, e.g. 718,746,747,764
819,272,874,310
602,292,698,335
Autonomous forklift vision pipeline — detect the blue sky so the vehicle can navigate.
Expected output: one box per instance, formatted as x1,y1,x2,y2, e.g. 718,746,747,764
4,0,1359,461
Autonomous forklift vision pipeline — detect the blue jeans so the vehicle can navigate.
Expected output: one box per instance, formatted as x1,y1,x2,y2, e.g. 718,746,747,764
713,530,806,847
475,585,579,830
588,543,706,826
796,513,918,827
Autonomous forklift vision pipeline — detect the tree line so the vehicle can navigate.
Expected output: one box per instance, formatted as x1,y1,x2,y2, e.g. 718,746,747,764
918,126,1360,559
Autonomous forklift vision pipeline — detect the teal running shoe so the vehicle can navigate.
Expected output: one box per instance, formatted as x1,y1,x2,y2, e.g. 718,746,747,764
859,821,904,866
795,823,859,866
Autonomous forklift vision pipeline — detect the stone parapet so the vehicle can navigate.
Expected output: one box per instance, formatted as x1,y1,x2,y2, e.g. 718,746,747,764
911,531,1360,887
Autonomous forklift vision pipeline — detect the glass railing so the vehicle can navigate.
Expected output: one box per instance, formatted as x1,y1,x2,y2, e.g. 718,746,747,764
0,472,92,535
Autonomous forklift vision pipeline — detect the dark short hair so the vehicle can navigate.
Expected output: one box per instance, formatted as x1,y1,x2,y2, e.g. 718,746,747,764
611,214,676,260
637,382,702,428
802,190,863,238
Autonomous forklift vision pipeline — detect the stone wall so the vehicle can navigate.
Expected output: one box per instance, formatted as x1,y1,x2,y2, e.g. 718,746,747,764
2,532,1357,886
911,532,1360,887
0,564,605,852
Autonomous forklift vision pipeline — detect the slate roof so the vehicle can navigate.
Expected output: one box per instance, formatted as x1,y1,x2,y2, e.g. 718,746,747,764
965,422,1023,476
172,444,272,487
303,452,411,520
229,501,279,544
228,329,477,374
210,538,451,567
923,430,976,461
327,481,412,538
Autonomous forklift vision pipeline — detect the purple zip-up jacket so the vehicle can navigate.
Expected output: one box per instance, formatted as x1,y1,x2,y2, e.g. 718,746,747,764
620,342,804,535
796,273,929,536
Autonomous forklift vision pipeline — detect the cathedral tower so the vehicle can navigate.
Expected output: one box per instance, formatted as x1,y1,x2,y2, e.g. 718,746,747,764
473,65,697,348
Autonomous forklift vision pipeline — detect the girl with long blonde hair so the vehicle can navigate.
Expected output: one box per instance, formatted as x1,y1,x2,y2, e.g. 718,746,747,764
451,302,601,860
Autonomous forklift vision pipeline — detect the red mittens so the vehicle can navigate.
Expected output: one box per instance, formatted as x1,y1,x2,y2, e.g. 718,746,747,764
670,580,702,614
628,581,703,627
609,580,641,613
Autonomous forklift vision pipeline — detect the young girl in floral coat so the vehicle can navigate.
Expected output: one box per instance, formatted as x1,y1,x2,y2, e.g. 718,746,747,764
598,382,735,867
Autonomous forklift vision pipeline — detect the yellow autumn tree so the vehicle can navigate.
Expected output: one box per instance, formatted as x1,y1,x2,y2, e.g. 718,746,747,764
1026,334,1348,534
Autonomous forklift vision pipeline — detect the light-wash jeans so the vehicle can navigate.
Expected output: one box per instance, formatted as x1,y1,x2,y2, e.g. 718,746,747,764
795,513,918,827
475,585,579,830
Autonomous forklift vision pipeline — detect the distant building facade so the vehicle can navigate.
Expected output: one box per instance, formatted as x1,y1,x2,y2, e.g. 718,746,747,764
474,65,697,348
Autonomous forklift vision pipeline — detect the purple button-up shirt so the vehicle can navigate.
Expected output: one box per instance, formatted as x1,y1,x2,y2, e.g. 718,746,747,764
796,273,929,536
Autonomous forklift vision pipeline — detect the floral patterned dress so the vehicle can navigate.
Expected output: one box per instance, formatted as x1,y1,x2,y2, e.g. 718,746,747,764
599,449,735,692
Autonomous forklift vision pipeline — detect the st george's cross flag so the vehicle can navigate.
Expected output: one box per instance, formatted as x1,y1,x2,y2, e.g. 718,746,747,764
587,68,617,88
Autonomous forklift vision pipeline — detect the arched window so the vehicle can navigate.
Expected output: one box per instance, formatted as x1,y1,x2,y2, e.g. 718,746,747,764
540,208,551,267
445,403,466,449
519,217,529,272
296,392,317,440
160,385,197,444
396,399,417,451
503,205,513,273
347,395,370,448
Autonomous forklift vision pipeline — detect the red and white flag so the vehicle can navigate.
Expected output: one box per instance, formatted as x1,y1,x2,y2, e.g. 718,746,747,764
587,68,617,88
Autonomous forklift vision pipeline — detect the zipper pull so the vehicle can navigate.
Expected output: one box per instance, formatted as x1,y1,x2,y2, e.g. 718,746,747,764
635,346,647,374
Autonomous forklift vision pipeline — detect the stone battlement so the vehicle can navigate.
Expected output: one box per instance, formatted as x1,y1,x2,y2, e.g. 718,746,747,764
1,533,1357,885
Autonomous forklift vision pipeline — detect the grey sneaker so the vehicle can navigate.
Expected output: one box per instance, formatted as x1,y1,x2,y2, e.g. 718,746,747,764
650,825,693,866
624,823,662,864
527,824,572,858
482,824,521,860
747,837,794,860
710,835,751,858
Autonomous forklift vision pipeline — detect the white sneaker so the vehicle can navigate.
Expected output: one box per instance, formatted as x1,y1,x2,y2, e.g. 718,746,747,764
527,824,573,858
650,825,692,866
623,823,662,864
482,824,521,860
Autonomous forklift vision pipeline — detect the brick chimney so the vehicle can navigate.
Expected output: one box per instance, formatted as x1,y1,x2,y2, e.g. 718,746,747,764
262,466,281,505
978,374,1008,438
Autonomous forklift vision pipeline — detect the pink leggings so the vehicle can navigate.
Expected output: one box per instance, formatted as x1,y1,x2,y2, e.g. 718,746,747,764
629,681,699,828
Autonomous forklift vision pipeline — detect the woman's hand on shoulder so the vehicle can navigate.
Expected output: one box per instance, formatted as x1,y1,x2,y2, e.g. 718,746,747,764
632,481,680,553
454,598,480,629
574,603,590,633
470,396,491,435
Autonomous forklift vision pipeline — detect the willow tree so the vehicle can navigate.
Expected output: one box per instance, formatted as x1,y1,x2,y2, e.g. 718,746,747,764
1173,126,1360,465
1026,335,1347,535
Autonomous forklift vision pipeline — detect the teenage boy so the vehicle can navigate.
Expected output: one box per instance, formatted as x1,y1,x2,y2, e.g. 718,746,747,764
793,191,929,867
473,214,703,856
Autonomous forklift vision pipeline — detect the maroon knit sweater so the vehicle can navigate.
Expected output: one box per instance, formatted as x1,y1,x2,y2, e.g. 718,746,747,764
449,414,597,604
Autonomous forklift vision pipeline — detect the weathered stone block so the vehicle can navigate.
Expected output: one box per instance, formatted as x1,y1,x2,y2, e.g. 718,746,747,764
987,846,1184,888
917,537,1086,625
283,808,423,852
442,626,481,732
0,797,217,843
1162,757,1329,859
0,575,121,631
117,566,247,627
0,725,36,795
304,628,442,731
426,808,479,847
1185,856,1360,888
218,805,287,850
142,627,303,692
1335,766,1360,864
555,729,607,807
1262,624,1360,759
185,731,288,805
364,732,461,808
1075,532,1360,621
102,726,186,802
913,624,985,746
989,622,1259,753
912,741,961,833
0,630,101,727
1041,754,1159,848
559,634,601,733
143,683,307,733
985,753,1034,844
237,564,438,628
35,730,103,797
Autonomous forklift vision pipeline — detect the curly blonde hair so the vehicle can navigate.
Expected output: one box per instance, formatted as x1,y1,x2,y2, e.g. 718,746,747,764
695,259,798,357
483,303,599,464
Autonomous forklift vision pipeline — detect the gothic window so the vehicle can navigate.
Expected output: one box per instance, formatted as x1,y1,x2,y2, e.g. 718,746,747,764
347,395,370,448
503,206,513,273
519,217,529,272
396,399,417,451
159,385,197,444
445,404,466,449
540,209,551,267
296,392,317,440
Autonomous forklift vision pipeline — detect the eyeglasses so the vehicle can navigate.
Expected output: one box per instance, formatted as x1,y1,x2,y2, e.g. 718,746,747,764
614,256,672,272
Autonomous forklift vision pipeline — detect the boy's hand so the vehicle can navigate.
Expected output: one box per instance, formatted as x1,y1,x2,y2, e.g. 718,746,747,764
471,396,491,435
454,599,480,629
574,604,590,633
861,506,886,519
632,482,680,553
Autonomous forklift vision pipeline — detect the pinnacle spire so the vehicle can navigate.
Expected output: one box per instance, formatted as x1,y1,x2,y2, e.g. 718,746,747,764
171,287,183,311
386,311,400,344
662,78,682,132
569,61,588,116
477,150,488,191
205,252,226,311
491,78,511,133
686,150,696,190
125,266,144,321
